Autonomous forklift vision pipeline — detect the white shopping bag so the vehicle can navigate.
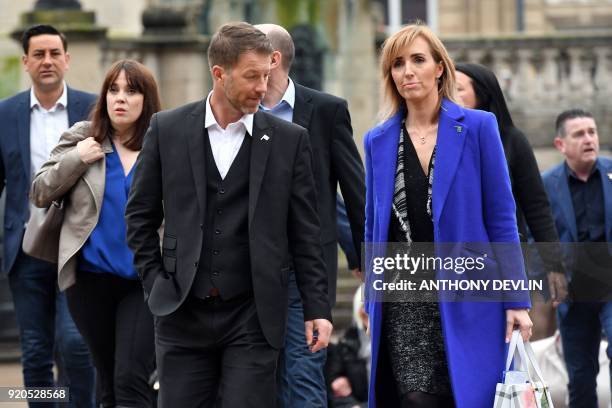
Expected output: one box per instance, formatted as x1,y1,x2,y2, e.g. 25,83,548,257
493,330,555,408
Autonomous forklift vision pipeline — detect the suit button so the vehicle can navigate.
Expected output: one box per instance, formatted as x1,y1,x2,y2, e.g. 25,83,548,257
215,229,221,235
212,270,220,276
217,209,223,215
194,261,199,267
213,250,220,255
219,188,225,194
200,224,204,229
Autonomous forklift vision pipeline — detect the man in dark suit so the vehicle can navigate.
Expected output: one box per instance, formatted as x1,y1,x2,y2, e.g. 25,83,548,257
542,109,612,407
125,22,332,407
255,24,365,407
0,25,95,406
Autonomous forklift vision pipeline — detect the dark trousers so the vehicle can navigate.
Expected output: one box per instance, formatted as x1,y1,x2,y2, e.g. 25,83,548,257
8,250,95,408
155,294,278,408
557,301,612,408
277,269,327,408
66,271,155,408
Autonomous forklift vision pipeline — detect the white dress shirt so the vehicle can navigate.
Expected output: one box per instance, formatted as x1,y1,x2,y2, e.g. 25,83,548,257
204,92,254,180
30,83,69,180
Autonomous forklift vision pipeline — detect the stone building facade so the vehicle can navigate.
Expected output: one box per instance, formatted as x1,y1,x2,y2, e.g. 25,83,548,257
0,0,610,159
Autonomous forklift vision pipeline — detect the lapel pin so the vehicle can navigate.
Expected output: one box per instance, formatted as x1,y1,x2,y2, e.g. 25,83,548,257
607,172,612,180
454,125,462,133
261,134,270,141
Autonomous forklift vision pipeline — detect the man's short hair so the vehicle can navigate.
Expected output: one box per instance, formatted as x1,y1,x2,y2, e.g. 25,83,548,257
207,22,273,70
22,24,67,54
265,27,294,71
555,109,594,137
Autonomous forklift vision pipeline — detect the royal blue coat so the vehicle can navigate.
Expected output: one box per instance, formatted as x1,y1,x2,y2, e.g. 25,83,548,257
364,99,531,407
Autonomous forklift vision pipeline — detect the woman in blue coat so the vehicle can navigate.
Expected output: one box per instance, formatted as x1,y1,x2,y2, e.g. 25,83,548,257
363,23,533,407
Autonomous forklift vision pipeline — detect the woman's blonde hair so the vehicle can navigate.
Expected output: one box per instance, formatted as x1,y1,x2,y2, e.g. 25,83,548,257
378,22,456,121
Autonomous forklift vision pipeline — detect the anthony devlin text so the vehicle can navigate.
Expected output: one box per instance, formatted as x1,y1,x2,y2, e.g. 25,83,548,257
372,279,543,292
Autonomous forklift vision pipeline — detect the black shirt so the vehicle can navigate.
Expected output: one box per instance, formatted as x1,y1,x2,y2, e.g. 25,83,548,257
566,163,612,301
567,163,605,243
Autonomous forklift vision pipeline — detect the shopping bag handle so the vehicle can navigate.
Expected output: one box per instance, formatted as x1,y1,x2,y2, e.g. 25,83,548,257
505,329,527,373
515,332,547,385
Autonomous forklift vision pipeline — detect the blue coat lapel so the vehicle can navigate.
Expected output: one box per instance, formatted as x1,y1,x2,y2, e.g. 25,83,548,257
597,159,612,242
371,111,402,237
557,166,578,241
67,87,88,126
16,93,30,180
432,100,467,224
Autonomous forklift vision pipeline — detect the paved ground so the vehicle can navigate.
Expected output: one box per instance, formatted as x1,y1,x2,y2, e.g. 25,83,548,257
0,363,26,407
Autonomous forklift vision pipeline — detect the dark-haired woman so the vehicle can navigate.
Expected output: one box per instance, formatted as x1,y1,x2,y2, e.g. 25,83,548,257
455,63,568,330
31,59,161,407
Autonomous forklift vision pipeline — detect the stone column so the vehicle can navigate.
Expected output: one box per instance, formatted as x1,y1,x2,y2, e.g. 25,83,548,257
11,0,106,93
539,48,559,102
337,0,377,152
102,5,210,109
567,47,593,99
593,46,611,96
490,49,511,96
466,48,486,64
511,48,535,103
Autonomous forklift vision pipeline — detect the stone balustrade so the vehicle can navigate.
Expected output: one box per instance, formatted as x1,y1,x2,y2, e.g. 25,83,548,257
444,32,612,147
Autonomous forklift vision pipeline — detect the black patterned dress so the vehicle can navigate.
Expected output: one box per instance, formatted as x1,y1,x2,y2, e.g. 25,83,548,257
382,128,453,398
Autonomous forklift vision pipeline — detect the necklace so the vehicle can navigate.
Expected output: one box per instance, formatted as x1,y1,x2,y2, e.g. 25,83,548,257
407,124,438,145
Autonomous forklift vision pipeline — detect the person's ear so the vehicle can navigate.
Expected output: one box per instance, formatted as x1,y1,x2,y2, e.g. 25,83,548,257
270,51,282,69
436,61,443,80
553,136,565,153
211,65,225,83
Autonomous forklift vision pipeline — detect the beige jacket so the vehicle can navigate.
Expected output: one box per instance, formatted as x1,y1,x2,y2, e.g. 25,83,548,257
30,121,112,291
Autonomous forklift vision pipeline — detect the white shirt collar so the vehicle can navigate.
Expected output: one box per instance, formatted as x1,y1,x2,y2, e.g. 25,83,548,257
281,78,296,109
30,82,67,111
204,91,254,136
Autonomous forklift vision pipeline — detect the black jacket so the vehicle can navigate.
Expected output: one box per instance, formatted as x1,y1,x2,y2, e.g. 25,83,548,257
126,99,331,348
293,84,365,281
502,126,563,272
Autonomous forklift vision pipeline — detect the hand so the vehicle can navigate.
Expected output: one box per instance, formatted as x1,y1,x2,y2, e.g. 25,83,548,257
304,318,333,353
331,376,352,398
77,137,104,164
351,268,364,282
505,308,533,343
547,271,568,307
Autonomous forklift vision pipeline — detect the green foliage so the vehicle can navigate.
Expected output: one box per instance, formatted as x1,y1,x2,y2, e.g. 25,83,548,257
275,0,321,29
0,56,21,100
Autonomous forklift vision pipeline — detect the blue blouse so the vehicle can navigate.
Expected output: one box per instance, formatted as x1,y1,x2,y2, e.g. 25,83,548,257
80,144,137,279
